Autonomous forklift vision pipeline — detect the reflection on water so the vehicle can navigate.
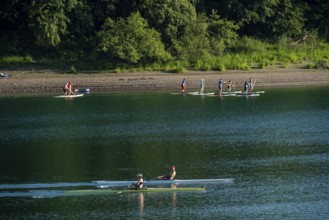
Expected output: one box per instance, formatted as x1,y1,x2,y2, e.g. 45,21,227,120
138,192,144,218
0,87,329,219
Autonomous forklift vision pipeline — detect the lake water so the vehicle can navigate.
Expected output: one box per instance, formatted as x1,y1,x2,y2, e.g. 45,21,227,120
0,87,328,219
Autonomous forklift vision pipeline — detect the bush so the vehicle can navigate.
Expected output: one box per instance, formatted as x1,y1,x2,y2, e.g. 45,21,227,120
0,55,33,67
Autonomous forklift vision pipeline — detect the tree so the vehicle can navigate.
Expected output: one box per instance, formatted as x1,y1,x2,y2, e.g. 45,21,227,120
28,0,78,47
98,12,171,64
58,0,95,59
140,0,197,49
175,11,239,61
305,0,329,41
174,14,210,61
0,0,32,55
196,0,306,40
207,10,238,55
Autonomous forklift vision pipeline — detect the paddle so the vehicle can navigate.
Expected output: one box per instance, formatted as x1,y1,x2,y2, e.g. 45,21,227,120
251,79,257,92
67,87,75,95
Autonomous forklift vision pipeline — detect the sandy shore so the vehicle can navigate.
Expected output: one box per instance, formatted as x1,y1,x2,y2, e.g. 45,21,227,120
1,67,329,94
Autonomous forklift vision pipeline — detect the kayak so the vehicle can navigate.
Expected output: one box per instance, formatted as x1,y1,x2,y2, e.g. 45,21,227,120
54,94,84,98
75,88,90,93
0,73,9,79
64,187,206,195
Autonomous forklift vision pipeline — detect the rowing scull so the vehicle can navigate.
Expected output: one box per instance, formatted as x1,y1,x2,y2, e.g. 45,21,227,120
64,187,206,195
95,178,234,188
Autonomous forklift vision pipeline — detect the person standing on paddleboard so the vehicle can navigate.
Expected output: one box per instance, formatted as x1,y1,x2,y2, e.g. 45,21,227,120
67,82,74,95
218,78,223,96
227,80,234,92
181,78,186,94
248,78,253,93
244,81,248,93
200,79,205,94
63,82,69,95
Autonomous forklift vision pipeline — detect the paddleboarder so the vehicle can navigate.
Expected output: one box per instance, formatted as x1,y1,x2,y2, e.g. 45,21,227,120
218,78,223,96
181,78,186,94
63,82,69,95
244,81,248,93
227,80,234,92
67,82,74,95
248,78,253,92
200,79,205,94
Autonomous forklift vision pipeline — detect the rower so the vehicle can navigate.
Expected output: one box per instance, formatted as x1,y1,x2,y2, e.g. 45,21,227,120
131,173,144,189
155,165,176,180
167,165,176,180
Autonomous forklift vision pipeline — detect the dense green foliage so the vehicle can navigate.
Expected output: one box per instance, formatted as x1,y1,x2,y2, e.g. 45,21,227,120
1,0,328,71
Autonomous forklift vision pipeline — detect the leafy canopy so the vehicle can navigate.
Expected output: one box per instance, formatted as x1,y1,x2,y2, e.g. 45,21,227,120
98,12,171,64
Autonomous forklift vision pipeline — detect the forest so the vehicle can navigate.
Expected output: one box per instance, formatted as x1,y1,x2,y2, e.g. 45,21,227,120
1,0,329,72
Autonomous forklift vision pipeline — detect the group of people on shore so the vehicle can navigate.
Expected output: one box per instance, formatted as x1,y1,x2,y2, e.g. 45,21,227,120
181,77,256,96
132,165,176,189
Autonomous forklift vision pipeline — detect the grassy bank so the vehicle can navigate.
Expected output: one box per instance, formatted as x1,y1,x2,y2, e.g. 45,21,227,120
1,38,328,74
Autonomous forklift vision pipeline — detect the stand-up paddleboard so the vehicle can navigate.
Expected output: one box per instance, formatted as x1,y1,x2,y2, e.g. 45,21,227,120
54,94,84,98
236,93,260,97
207,93,236,97
189,92,215,96
222,91,242,94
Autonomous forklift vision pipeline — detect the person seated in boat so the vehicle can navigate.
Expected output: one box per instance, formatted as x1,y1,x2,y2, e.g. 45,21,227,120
131,173,144,189
155,165,176,180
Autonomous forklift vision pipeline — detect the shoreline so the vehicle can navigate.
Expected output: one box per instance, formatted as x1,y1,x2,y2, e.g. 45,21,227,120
1,67,329,95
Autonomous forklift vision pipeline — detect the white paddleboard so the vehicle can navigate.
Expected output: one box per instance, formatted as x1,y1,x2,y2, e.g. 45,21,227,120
207,94,236,97
222,91,242,94
189,92,215,96
54,94,84,98
236,93,260,97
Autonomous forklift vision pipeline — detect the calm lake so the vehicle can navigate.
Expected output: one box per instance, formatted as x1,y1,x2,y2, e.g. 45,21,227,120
0,87,328,219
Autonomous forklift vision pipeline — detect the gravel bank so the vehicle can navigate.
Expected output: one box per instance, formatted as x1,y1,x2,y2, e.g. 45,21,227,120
1,68,328,95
